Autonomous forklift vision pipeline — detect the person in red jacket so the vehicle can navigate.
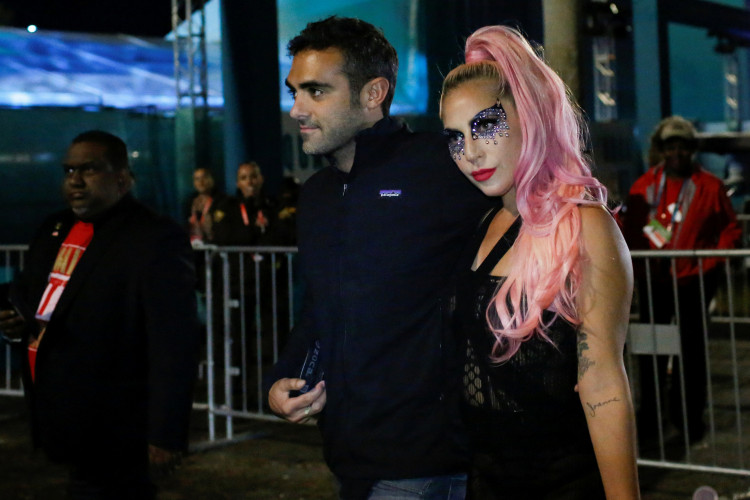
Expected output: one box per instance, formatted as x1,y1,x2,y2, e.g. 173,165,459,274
620,116,741,443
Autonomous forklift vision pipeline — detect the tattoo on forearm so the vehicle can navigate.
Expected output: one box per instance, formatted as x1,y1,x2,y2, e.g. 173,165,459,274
585,397,621,417
577,332,595,381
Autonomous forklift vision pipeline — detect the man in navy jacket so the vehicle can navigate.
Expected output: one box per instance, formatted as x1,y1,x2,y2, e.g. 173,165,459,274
267,17,492,499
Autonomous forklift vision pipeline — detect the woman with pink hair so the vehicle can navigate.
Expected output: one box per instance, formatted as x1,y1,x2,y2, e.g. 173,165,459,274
441,26,640,498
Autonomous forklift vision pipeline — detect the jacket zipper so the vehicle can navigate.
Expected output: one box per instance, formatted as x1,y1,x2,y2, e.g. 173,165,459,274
339,178,351,456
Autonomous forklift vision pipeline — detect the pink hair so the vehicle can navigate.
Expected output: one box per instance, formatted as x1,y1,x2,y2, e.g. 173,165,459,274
445,26,607,362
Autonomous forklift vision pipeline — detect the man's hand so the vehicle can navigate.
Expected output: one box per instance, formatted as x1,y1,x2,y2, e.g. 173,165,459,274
0,309,25,342
148,444,182,479
268,378,326,423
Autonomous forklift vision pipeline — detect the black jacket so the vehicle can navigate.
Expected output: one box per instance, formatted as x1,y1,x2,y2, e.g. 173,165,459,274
14,194,200,465
271,118,493,484
212,191,278,246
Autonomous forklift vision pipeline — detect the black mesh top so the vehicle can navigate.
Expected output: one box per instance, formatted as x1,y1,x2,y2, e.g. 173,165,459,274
454,207,593,457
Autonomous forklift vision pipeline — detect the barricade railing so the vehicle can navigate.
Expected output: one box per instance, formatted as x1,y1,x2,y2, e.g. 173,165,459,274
0,242,300,427
0,245,27,396
628,248,750,477
191,244,299,442
2,242,750,478
198,245,750,478
739,214,750,271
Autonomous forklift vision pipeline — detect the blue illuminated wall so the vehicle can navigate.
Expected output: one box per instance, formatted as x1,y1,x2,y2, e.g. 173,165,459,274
668,22,749,125
0,0,429,115
0,107,181,243
0,28,223,109
278,0,427,115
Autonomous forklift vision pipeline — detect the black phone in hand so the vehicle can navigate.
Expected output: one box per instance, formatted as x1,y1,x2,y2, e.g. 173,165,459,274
290,339,324,397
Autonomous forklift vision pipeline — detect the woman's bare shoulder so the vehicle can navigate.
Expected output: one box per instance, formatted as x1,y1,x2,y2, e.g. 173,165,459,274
578,204,631,275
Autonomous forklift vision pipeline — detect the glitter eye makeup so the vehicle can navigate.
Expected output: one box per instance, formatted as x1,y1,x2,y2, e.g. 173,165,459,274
443,101,511,161
442,130,465,161
471,102,510,144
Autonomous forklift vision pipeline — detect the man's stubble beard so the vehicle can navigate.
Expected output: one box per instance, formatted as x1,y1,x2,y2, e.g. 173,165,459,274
300,100,369,157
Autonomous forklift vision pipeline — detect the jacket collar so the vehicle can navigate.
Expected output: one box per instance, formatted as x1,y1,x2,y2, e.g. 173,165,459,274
46,194,137,323
326,118,411,178
356,116,410,140
88,193,136,230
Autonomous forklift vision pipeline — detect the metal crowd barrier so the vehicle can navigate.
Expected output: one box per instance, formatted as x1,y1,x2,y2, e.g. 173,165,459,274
191,244,299,442
2,236,750,479
627,248,750,477
0,245,27,396
199,245,750,478
0,243,299,438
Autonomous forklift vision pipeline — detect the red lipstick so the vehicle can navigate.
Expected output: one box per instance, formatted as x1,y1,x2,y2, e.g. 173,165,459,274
471,168,496,182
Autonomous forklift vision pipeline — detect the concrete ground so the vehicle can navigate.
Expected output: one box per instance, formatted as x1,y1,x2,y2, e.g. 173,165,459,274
1,395,750,500
0,396,337,499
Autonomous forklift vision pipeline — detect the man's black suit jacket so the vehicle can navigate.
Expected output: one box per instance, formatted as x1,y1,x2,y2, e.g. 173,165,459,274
13,194,200,465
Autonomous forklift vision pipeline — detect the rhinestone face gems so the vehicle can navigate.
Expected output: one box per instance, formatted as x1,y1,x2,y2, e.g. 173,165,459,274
443,101,510,162
443,129,465,161
471,102,510,144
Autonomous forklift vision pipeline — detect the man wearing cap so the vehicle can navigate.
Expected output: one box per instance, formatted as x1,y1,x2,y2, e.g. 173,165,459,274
620,116,741,443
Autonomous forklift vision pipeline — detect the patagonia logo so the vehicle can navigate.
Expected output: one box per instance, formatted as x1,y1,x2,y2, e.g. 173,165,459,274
379,189,402,198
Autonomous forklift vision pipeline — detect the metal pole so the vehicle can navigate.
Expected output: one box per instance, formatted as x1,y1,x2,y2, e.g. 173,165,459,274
204,249,215,441
222,252,233,439
239,253,248,412
724,258,744,468
254,254,263,413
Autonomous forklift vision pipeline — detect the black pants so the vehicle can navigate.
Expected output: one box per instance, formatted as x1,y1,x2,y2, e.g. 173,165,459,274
66,456,155,500
637,268,719,440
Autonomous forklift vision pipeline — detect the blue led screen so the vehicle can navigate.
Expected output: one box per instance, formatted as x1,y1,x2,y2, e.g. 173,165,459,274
0,28,223,109
0,0,428,115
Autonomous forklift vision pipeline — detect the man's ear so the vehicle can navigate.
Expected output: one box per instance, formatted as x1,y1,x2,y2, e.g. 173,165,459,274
360,76,389,112
117,169,134,194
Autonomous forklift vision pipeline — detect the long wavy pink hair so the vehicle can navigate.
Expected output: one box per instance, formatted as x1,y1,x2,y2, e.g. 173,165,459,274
442,26,607,362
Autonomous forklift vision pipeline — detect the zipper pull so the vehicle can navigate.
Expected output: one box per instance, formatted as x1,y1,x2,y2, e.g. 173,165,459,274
342,183,348,196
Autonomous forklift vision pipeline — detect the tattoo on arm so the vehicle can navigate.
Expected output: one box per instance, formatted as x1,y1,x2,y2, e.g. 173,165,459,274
577,331,595,381
585,397,621,417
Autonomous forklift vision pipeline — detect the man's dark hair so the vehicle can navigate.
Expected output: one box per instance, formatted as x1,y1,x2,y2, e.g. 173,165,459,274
194,166,215,176
288,16,398,116
72,130,129,171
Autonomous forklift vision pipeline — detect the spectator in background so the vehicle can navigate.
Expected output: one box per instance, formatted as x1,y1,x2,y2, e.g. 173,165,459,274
274,175,303,327
619,116,741,443
187,166,223,245
213,161,277,246
723,156,747,213
276,176,300,246
212,162,280,364
0,130,199,499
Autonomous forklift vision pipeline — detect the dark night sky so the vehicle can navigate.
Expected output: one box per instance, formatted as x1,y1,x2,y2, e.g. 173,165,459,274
0,0,174,37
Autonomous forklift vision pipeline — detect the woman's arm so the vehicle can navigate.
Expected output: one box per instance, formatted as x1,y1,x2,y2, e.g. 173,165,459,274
577,205,641,499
